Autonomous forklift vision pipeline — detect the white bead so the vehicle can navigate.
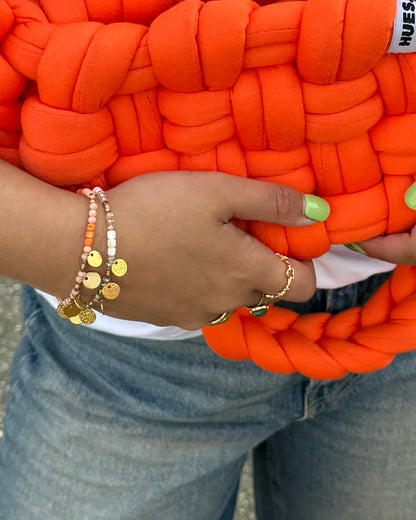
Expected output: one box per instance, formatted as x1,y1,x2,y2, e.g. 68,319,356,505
108,239,116,248
108,247,116,256
107,230,116,239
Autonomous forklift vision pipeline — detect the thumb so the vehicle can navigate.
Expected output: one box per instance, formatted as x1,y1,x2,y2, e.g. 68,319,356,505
352,233,413,265
221,175,330,227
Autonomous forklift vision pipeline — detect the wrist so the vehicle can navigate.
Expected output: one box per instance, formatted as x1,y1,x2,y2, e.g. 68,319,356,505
56,187,128,324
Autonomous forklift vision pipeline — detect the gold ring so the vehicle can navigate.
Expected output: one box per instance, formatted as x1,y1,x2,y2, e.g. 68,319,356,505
246,253,295,318
207,311,232,326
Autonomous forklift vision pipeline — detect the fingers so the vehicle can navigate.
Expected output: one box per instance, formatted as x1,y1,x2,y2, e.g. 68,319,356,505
216,175,322,304
247,246,316,304
223,227,317,306
342,180,416,265
355,232,414,265
200,256,314,328
109,172,321,328
219,174,330,227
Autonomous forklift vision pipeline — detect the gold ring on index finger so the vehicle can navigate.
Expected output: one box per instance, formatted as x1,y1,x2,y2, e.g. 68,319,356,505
246,253,295,318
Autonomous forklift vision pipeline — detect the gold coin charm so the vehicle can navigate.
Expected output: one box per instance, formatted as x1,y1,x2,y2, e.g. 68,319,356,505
56,303,69,319
82,271,101,290
87,250,103,268
79,308,96,325
111,259,128,277
63,303,81,318
69,314,82,324
102,282,120,300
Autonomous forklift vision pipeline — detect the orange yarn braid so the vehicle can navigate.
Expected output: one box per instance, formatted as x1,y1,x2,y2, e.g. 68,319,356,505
1,0,416,378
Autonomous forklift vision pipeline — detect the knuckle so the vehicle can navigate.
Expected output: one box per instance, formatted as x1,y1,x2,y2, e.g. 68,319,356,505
269,184,294,223
292,276,316,302
283,260,316,302
297,279,316,302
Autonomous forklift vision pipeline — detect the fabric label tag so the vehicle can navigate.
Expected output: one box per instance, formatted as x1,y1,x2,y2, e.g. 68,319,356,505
388,0,416,53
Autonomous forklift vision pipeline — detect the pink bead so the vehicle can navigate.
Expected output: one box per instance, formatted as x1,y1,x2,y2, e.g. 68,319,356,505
88,216,96,224
80,188,93,197
77,270,86,278
83,246,92,253
90,202,98,210
81,253,88,261
70,289,80,298
89,209,97,217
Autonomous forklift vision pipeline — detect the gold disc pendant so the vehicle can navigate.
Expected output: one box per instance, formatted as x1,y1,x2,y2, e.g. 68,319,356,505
79,308,96,325
87,250,103,268
83,271,102,290
111,259,128,277
102,282,120,300
63,303,81,318
69,314,82,324
56,303,69,319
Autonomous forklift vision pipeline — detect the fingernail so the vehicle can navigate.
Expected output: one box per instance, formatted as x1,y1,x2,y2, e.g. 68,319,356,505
304,194,330,222
344,243,368,256
405,181,416,210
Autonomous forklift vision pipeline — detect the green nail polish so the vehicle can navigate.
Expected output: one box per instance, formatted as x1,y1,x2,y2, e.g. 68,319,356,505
405,182,416,210
304,194,330,222
344,243,368,256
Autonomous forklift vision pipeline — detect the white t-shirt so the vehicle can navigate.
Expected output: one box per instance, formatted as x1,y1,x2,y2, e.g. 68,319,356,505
39,244,395,340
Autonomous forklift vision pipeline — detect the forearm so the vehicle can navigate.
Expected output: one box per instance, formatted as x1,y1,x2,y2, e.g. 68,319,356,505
0,163,319,328
0,160,105,299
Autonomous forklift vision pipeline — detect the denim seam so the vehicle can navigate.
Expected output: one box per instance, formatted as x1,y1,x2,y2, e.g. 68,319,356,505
306,374,362,415
4,351,37,413
24,308,43,330
300,379,320,421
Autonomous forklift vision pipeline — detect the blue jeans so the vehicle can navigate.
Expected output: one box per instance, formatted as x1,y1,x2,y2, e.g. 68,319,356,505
1,273,416,520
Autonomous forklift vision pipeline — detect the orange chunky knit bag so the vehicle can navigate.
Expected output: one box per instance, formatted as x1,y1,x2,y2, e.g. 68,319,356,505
2,0,416,379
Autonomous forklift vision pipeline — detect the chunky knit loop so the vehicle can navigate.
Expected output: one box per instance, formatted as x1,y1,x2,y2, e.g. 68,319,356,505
38,0,183,26
0,0,13,42
2,0,416,377
297,0,395,83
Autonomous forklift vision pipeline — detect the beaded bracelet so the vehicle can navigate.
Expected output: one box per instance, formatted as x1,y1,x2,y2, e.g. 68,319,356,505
56,187,127,325
56,188,99,323
89,186,128,304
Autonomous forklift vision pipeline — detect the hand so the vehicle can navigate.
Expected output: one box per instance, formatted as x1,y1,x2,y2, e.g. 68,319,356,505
353,182,416,265
354,226,416,265
99,171,326,329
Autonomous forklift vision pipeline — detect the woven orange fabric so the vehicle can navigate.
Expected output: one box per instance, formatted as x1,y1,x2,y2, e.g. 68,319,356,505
1,0,416,378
